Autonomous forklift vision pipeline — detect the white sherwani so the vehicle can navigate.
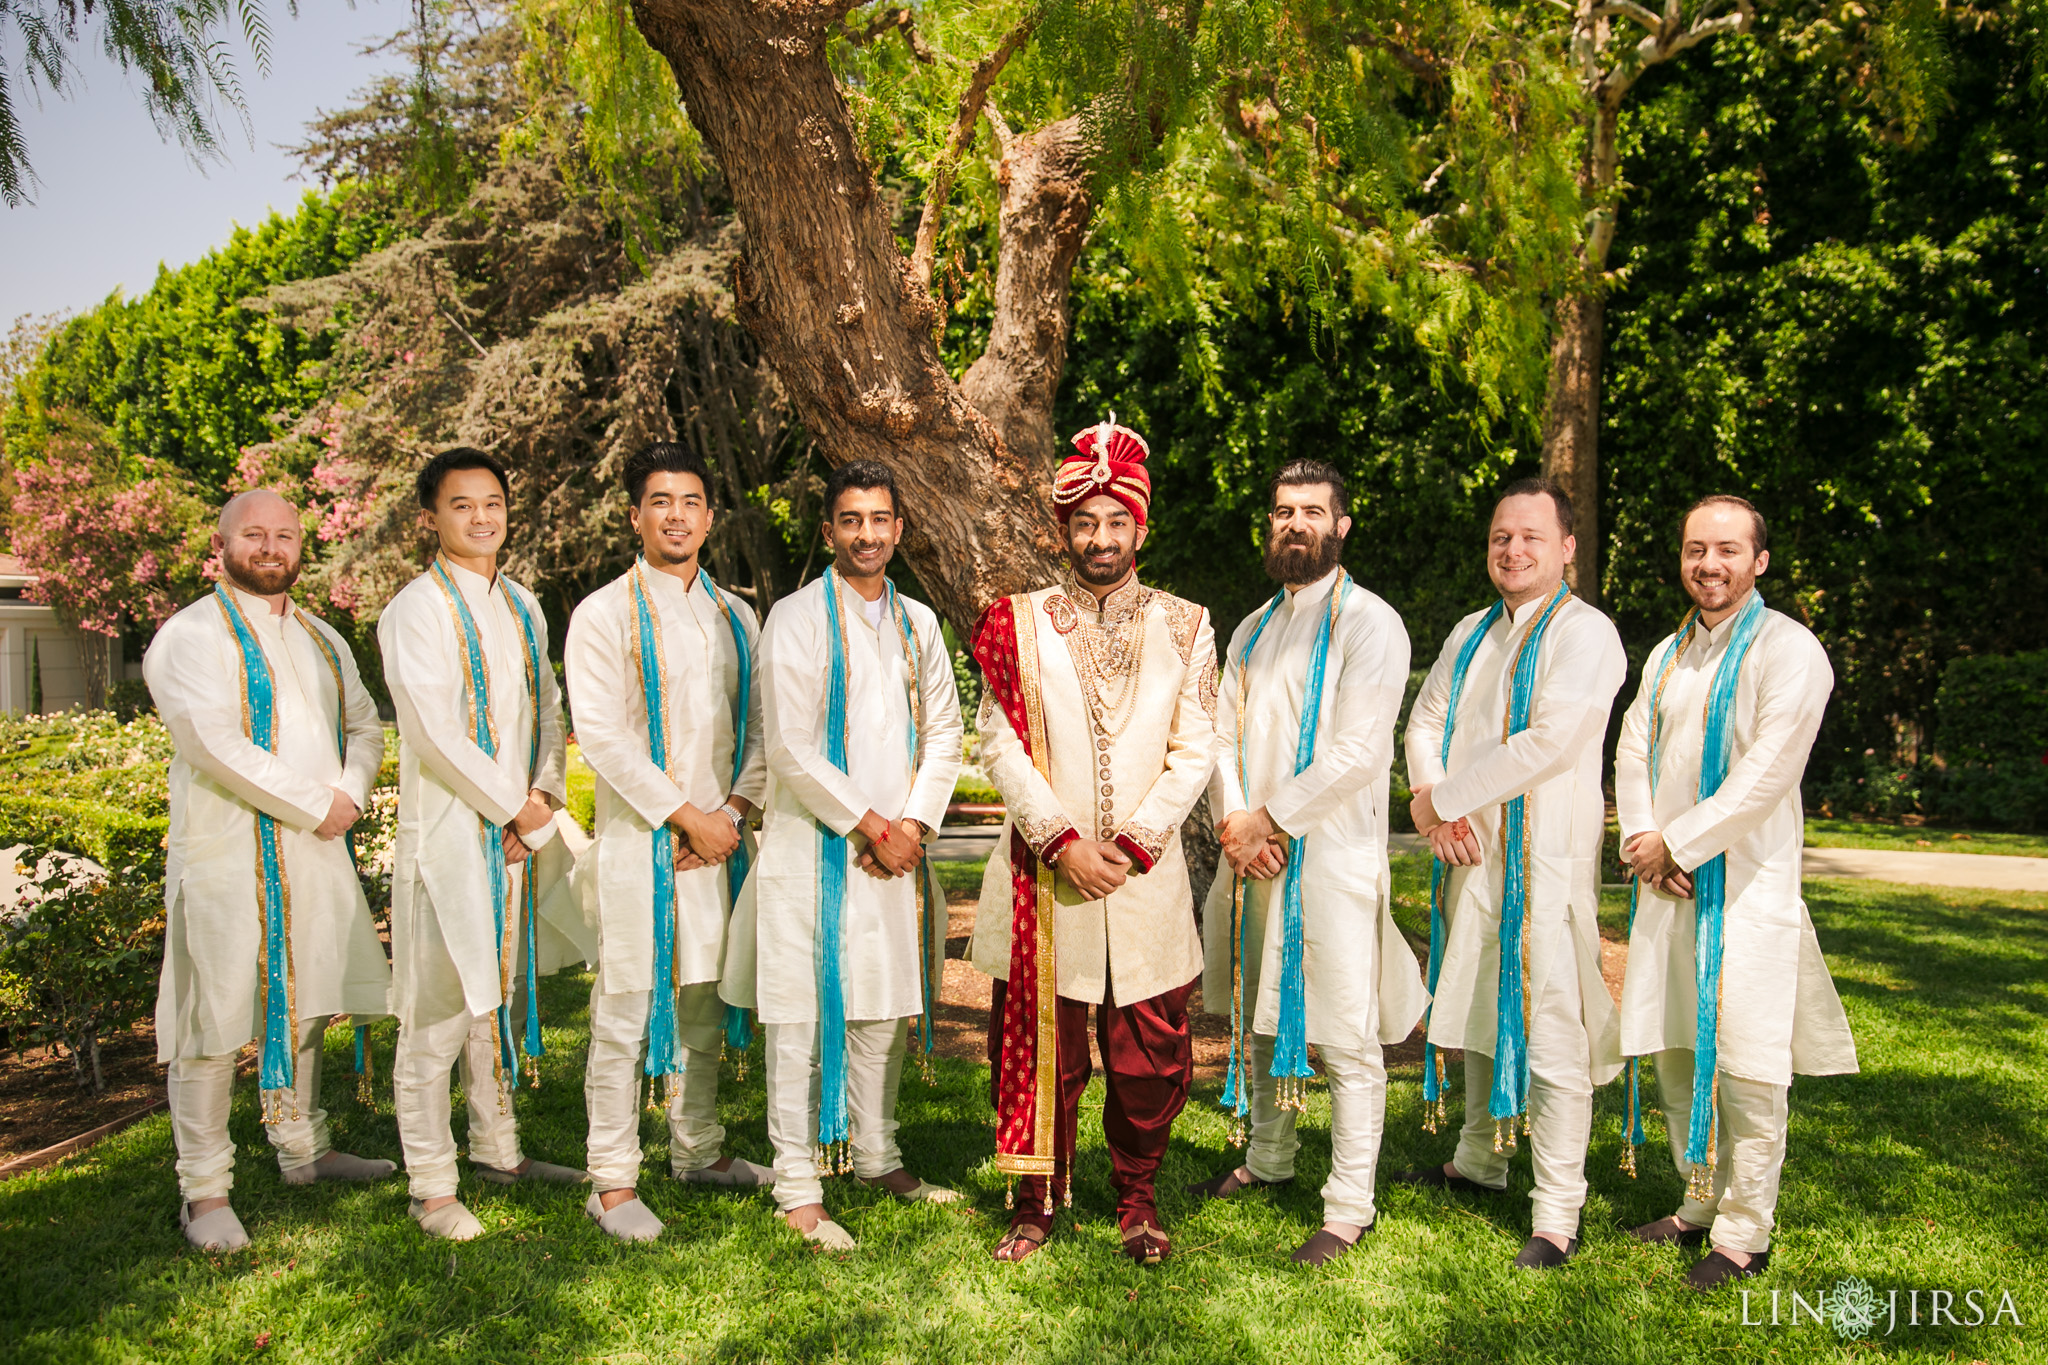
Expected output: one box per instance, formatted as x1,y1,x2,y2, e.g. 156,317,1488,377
1615,605,1857,1082
565,564,767,1190
969,578,1218,1005
1200,569,1424,1227
378,559,583,1198
723,574,962,1213
566,566,767,993
1404,591,1625,1238
1614,602,1856,1255
1202,571,1426,1051
148,586,390,1059
144,584,389,1199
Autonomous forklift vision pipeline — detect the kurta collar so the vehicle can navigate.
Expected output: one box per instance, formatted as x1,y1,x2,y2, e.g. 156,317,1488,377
638,558,703,605
438,556,503,605
1502,586,1565,629
224,581,295,629
1283,567,1341,614
1688,591,1759,657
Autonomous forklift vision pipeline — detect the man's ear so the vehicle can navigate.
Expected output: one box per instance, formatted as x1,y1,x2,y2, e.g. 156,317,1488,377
1754,549,1770,577
1337,515,1353,539
209,530,226,555
1133,523,1150,553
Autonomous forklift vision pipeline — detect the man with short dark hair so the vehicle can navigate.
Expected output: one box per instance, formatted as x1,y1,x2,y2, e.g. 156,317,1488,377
969,418,1218,1266
1395,477,1626,1270
1188,459,1426,1265
1615,494,1856,1290
144,490,396,1251
722,459,964,1250
564,442,775,1243
379,447,591,1241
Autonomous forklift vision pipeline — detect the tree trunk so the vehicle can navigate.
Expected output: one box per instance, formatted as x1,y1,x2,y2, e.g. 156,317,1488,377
627,0,1076,637
79,628,112,712
1540,289,1605,603
1540,98,1621,607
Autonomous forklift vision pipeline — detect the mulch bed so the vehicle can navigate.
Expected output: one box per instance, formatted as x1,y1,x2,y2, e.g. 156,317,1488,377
0,1022,166,1165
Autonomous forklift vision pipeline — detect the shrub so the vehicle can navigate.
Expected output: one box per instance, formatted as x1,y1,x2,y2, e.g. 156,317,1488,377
1930,653,2048,829
1814,751,1936,821
0,793,169,881
0,848,165,1093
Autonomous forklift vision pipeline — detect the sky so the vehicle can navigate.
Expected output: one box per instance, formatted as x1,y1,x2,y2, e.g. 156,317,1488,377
0,0,408,325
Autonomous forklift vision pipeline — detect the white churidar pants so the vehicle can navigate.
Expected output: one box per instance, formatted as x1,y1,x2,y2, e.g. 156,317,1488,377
584,973,728,1192
168,1015,337,1202
1657,1047,1790,1255
1241,1031,1387,1228
392,917,526,1200
763,1017,907,1214
1450,925,1594,1239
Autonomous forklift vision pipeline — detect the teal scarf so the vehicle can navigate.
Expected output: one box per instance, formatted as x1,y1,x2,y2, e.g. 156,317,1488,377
1420,581,1572,1146
629,561,755,1094
1220,571,1349,1134
814,568,936,1164
430,559,547,1091
1622,589,1767,1192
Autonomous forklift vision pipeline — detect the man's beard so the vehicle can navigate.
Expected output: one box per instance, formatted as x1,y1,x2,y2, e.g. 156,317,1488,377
1264,528,1344,584
1069,543,1136,587
225,554,300,596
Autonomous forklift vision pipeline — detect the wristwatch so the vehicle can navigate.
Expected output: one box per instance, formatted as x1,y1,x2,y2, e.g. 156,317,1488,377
717,803,745,831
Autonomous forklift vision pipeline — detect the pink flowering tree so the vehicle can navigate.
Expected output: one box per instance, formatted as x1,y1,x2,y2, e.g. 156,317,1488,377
10,417,210,708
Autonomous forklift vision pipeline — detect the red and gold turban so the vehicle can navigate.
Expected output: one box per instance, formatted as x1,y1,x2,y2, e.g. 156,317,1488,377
1052,414,1152,525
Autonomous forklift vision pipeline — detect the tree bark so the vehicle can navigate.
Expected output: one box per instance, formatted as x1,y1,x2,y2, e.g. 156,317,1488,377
1540,98,1620,606
627,0,1074,637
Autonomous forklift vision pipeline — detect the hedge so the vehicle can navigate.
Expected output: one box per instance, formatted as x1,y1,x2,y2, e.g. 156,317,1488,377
0,793,169,882
1932,651,2048,829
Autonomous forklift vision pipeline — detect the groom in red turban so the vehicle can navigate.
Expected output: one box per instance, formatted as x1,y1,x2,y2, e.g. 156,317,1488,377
968,416,1218,1266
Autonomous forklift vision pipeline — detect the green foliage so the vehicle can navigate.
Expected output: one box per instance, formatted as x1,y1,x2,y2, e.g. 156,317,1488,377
0,794,170,881
0,848,165,1093
2,188,389,496
1597,12,2048,787
1931,650,2048,828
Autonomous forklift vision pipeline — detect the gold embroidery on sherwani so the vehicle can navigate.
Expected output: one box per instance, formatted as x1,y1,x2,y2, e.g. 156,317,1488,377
1116,821,1172,864
1159,595,1203,667
1058,571,1152,743
1018,812,1074,852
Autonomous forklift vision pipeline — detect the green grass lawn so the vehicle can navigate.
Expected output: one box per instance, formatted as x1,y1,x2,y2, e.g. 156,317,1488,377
2,870,2044,1362
1805,818,2048,858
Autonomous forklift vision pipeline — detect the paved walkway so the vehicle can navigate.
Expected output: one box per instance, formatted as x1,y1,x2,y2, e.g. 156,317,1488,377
929,828,2048,893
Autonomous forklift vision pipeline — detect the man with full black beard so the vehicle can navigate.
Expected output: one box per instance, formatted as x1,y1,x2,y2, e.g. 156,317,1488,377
968,418,1218,1265
143,490,395,1250
1186,460,1425,1264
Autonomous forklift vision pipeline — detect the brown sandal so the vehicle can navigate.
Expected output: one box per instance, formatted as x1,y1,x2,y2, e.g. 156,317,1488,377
993,1218,1051,1263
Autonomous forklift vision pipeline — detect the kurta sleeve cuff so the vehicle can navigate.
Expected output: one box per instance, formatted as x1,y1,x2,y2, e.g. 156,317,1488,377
520,818,561,851
1038,826,1080,864
1114,829,1161,874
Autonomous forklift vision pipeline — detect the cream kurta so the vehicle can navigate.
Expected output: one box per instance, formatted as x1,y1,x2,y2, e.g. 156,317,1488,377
1615,603,1857,1084
721,575,962,1025
970,576,1218,1006
146,586,390,1060
565,566,766,993
379,561,585,1024
1201,570,1427,1051
1404,594,1626,1080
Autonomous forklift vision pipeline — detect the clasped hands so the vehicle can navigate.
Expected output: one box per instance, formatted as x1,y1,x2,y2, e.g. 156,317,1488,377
668,797,752,872
854,810,926,880
1619,829,1693,898
1216,807,1288,881
1409,785,1482,866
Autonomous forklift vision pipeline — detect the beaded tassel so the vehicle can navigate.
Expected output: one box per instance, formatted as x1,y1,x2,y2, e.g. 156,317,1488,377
1493,1116,1519,1155
1227,1115,1248,1150
526,1058,541,1090
1061,1175,1073,1209
1005,1176,1015,1211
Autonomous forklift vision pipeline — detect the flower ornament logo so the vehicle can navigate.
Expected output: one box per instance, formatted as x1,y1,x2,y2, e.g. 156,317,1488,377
1831,1277,1881,1340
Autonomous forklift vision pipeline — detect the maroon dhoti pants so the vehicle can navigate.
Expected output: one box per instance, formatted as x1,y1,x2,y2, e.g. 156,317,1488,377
988,975,1196,1222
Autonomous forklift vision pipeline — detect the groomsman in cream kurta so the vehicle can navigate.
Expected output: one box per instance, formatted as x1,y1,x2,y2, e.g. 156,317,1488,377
379,448,590,1242
721,460,963,1251
970,418,1218,1267
1188,459,1426,1266
1616,495,1856,1291
1398,478,1626,1271
565,442,773,1243
145,490,395,1252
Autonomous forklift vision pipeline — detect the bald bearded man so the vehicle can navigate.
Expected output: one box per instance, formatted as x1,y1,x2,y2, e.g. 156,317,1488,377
144,491,396,1252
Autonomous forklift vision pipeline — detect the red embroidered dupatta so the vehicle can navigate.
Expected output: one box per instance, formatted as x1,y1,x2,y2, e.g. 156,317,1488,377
971,596,1060,1189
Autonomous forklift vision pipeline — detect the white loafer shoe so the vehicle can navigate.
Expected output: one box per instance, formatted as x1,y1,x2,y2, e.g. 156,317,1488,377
800,1217,857,1251
180,1203,250,1252
678,1157,776,1188
585,1192,666,1242
410,1198,485,1241
281,1150,398,1185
